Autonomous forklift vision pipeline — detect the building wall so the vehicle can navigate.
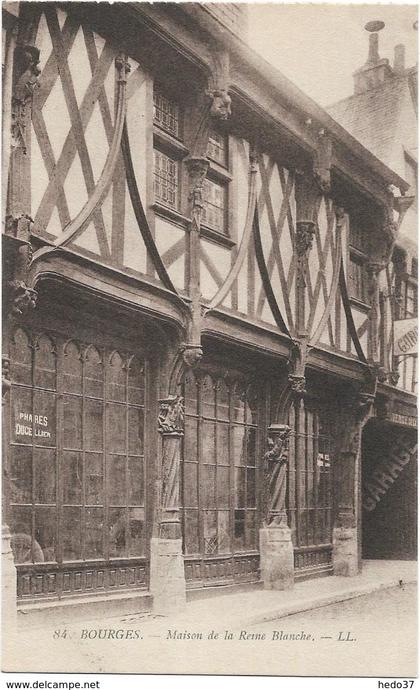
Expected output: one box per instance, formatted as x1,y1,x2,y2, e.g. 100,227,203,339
2,2,417,611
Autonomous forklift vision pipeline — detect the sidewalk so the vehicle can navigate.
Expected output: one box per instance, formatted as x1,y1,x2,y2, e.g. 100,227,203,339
5,560,417,675
116,559,417,631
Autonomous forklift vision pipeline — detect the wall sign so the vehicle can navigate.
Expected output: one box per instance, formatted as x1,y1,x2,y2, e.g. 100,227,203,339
362,442,417,512
394,318,418,356
15,411,51,439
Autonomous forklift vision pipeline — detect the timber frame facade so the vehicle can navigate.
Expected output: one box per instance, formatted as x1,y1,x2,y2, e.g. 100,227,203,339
2,2,417,618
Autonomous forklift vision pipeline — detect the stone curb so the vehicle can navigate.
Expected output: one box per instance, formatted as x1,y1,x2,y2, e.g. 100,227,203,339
236,576,417,628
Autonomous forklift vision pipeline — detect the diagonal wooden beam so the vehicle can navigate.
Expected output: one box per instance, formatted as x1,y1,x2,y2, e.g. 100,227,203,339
200,245,224,288
35,13,80,111
258,155,294,329
161,236,186,268
31,110,71,228
35,7,115,259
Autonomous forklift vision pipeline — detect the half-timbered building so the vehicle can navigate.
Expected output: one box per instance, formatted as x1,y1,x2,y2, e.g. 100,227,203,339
2,2,417,621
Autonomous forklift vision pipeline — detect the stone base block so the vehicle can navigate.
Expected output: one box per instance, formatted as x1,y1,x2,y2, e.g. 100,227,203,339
150,537,186,615
332,526,359,577
259,527,294,590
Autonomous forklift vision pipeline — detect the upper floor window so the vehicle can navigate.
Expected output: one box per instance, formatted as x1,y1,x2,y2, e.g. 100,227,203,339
202,178,227,234
348,216,368,303
348,257,368,303
207,128,228,167
153,88,180,138
153,149,179,210
401,279,418,318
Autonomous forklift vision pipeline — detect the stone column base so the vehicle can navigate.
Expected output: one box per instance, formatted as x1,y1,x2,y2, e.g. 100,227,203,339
332,526,359,576
150,537,186,615
259,527,294,590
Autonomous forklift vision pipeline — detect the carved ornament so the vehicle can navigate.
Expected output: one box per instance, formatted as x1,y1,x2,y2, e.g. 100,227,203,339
158,395,185,435
8,279,37,317
264,425,291,464
11,44,41,152
263,424,291,527
207,88,231,120
335,206,346,229
2,355,11,399
288,374,306,396
388,370,400,386
296,220,316,256
185,157,209,209
115,54,131,83
180,343,203,368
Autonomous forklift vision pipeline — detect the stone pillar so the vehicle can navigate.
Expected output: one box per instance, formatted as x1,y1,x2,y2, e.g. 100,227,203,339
259,424,294,589
332,393,373,576
150,396,186,614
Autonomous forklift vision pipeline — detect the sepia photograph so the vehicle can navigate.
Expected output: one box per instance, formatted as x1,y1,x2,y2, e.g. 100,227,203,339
1,0,418,682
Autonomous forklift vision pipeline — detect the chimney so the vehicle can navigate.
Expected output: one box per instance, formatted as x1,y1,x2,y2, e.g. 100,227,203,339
353,20,393,94
393,44,406,73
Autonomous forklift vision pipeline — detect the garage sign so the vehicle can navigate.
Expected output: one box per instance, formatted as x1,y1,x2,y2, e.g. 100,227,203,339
393,318,417,356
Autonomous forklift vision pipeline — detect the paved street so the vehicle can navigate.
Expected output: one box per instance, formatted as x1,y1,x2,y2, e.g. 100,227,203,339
4,581,416,677
249,583,417,677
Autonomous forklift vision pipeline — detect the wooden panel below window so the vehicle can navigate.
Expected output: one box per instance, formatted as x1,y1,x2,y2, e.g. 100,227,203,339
16,561,148,600
294,545,333,581
184,554,260,588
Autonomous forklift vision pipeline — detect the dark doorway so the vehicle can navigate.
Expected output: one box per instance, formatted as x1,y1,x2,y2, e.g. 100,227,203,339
362,419,417,560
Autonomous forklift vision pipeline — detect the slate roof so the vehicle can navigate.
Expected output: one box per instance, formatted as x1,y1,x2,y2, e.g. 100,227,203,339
327,74,409,170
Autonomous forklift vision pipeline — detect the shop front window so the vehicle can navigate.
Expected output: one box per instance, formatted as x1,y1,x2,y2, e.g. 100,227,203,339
287,400,333,549
9,327,146,568
181,370,259,558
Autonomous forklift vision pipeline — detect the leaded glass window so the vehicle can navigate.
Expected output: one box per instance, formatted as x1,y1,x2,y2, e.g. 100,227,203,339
153,149,179,210
181,371,259,558
9,328,147,568
202,178,227,234
153,88,180,138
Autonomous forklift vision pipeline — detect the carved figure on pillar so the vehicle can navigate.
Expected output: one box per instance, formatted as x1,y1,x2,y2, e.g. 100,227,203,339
158,395,184,435
263,424,291,528
296,221,316,258
158,396,185,540
185,157,209,232
11,44,40,153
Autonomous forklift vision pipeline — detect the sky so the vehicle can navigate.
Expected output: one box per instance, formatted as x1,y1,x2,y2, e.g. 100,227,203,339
247,3,418,106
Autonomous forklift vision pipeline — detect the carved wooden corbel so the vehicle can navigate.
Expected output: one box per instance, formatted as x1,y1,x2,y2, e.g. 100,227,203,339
3,213,37,318
11,44,41,153
206,47,231,120
179,343,203,369
388,369,400,386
